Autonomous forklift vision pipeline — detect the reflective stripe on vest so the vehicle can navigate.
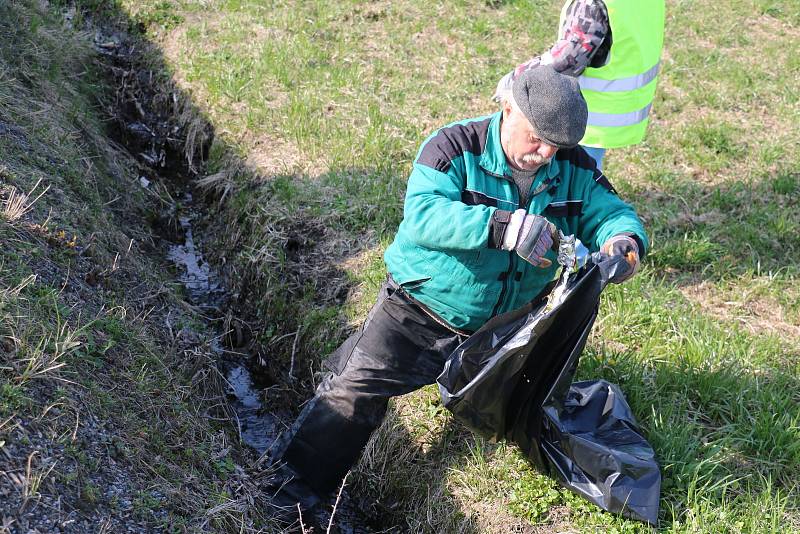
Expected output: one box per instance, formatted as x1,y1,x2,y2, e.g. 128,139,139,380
579,62,660,93
587,103,652,127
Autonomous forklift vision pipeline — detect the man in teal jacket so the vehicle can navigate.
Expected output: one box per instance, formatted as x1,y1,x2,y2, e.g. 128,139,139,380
265,67,647,522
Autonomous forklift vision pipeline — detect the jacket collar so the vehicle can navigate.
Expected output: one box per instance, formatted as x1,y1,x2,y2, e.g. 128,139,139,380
480,111,561,183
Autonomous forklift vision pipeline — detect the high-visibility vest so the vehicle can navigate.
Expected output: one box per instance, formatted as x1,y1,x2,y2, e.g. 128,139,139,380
560,0,665,148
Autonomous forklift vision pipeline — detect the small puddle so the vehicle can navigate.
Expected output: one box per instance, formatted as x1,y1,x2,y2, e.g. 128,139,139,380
166,193,387,532
166,194,225,311
223,363,280,454
166,193,280,454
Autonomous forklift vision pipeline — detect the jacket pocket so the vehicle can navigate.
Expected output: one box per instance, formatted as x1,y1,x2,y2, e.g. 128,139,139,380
397,276,431,291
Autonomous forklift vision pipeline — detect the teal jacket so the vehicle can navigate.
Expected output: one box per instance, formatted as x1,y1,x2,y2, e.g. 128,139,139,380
384,111,648,331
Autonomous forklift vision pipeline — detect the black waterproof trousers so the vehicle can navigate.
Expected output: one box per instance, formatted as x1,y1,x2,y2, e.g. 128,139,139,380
268,278,467,497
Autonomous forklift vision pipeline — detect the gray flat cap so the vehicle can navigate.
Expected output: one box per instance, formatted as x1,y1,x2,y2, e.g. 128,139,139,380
511,66,588,148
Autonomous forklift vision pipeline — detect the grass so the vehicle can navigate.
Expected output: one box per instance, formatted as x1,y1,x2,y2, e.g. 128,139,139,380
100,0,800,531
0,1,271,532
3,0,799,531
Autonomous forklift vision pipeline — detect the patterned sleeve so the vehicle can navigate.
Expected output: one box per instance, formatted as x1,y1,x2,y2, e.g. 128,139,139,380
493,0,609,100
543,0,610,76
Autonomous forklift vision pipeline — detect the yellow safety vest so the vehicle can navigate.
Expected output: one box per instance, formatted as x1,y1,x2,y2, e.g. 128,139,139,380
560,0,665,148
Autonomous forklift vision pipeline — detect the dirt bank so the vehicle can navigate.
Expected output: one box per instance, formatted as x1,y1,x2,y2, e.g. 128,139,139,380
0,2,271,532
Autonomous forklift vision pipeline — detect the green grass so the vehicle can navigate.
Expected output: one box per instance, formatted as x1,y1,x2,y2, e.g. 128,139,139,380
3,0,798,531
105,0,800,531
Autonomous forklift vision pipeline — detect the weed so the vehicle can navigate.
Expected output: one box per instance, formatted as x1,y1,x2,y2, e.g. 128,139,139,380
772,172,799,195
0,383,28,416
133,1,184,32
79,481,101,506
132,490,162,517
22,451,57,504
0,179,49,223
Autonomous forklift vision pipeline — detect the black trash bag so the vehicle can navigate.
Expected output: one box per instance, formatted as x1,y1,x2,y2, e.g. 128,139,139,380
437,255,661,525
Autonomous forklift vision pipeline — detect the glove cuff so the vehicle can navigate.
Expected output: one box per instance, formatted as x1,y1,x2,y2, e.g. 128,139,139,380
488,209,511,249
502,209,527,251
489,209,527,250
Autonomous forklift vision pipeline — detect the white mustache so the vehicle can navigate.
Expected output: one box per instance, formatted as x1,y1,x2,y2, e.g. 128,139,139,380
521,153,551,165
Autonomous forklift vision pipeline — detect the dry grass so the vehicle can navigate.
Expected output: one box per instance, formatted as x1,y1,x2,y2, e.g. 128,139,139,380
1,179,49,223
679,279,800,345
244,134,315,177
21,451,57,506
16,322,81,386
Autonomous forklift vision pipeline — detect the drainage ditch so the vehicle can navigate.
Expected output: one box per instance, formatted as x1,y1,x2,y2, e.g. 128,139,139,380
166,192,282,455
93,22,386,533
93,26,285,457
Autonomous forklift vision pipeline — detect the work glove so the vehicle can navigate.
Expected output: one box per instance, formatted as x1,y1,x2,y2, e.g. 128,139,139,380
493,209,558,268
601,235,640,283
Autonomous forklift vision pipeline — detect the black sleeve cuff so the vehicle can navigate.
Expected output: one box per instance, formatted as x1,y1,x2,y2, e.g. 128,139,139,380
488,209,513,249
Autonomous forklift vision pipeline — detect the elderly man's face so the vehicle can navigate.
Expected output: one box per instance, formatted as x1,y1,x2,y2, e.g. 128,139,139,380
500,101,559,172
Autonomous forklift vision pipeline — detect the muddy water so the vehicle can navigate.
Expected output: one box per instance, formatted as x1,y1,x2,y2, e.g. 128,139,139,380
166,195,380,533
224,364,281,454
167,193,280,454
166,194,225,310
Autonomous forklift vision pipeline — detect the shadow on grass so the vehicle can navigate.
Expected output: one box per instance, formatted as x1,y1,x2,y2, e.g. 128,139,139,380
77,1,373,395
634,168,800,282
75,2,455,532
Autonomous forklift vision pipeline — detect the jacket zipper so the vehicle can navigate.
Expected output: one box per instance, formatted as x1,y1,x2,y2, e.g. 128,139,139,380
490,179,521,317
491,253,515,317
489,174,557,318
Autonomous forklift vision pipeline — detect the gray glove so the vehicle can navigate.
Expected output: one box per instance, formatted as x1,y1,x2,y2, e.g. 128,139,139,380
492,209,558,268
601,235,640,283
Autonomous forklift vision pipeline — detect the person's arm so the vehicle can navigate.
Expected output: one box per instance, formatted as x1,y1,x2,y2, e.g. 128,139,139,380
574,167,649,258
403,162,560,267
401,161,495,252
493,0,609,100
